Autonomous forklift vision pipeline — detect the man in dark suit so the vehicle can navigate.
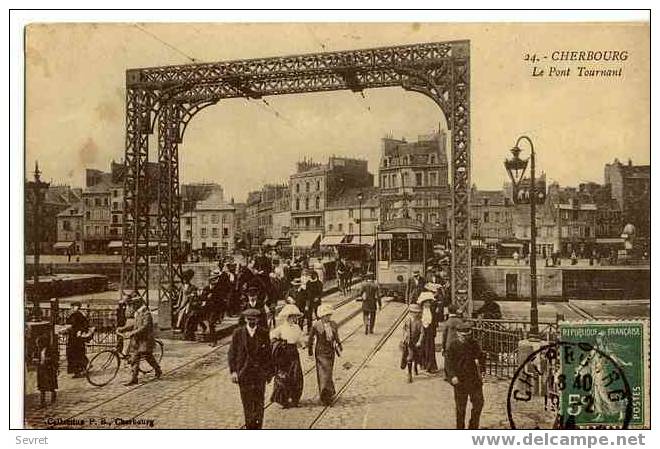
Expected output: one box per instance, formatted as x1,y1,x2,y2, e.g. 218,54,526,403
445,322,485,429
228,309,274,429
356,274,381,334
406,270,426,304
118,296,162,386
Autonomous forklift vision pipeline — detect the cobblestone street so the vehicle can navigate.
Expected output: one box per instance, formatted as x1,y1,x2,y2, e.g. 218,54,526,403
26,284,520,430
24,286,365,429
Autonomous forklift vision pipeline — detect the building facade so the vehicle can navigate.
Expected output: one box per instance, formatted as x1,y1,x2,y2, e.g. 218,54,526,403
290,157,373,232
324,187,380,238
378,129,450,231
470,188,514,243
604,158,650,239
181,192,236,254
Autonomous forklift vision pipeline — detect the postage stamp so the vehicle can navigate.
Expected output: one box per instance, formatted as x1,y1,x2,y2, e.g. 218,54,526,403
558,320,650,429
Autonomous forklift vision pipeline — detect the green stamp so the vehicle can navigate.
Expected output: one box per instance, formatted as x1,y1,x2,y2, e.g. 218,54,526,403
558,321,648,428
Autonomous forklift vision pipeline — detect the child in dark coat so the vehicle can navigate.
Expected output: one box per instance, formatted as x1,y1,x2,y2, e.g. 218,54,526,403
36,335,58,406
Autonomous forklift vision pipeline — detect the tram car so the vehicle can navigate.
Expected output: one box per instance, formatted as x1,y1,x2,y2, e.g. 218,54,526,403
375,218,434,302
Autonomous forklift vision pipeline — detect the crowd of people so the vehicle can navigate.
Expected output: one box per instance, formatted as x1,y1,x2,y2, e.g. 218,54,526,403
36,247,502,429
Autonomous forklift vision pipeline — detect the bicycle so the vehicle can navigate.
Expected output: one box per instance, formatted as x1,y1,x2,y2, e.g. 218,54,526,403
85,336,164,387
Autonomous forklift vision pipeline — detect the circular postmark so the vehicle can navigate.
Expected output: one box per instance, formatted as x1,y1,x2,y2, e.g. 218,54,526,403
507,341,632,429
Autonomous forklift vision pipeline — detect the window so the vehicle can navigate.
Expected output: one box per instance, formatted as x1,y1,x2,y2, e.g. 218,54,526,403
201,214,208,224
295,199,300,211
86,226,91,235
85,198,90,207
430,213,437,223
328,224,334,232
306,182,310,192
348,223,354,234
383,158,389,167
63,220,71,231
113,190,118,197
185,230,191,239
416,214,423,222
94,198,101,206
184,217,191,225
222,214,228,223
429,154,437,164
484,212,490,223
212,228,219,237
112,201,119,210
213,242,218,247
391,235,410,261
378,239,391,261
212,214,219,224
95,225,100,235
316,180,320,191
296,183,300,193
429,172,437,186
338,223,343,232
201,228,207,238
103,198,109,206
382,175,388,188
112,215,119,224
315,196,320,209
305,198,309,210
402,172,410,187
348,209,354,218
223,227,229,237
85,211,91,220
415,172,423,186
103,226,108,235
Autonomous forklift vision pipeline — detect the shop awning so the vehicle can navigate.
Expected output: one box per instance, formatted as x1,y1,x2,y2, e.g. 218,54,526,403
262,238,279,247
108,241,123,248
320,235,346,246
53,241,74,249
596,238,625,244
500,242,524,248
292,232,321,249
343,235,375,246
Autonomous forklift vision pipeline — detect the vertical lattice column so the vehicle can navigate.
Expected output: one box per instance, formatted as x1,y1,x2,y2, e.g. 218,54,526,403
120,87,152,304
156,102,184,328
449,43,472,311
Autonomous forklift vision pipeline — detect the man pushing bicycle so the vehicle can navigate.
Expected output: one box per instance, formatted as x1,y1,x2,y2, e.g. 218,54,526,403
117,294,162,386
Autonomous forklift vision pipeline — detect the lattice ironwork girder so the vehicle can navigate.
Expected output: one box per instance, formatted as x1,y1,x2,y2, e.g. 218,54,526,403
126,41,467,89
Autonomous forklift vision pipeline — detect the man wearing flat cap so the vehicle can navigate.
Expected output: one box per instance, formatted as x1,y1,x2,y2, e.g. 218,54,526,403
445,321,486,429
229,308,274,429
240,285,268,328
118,295,162,386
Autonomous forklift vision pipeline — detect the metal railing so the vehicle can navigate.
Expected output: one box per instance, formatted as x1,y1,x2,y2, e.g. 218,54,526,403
25,302,118,362
468,318,559,378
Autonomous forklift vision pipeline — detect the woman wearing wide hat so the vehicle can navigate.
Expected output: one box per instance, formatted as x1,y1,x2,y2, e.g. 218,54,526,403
270,304,305,408
417,291,439,374
307,304,342,405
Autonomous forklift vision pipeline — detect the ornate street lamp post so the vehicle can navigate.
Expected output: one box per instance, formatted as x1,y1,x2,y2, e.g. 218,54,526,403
504,136,539,336
26,161,50,321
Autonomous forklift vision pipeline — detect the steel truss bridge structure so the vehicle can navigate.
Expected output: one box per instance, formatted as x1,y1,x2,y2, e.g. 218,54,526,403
120,40,472,319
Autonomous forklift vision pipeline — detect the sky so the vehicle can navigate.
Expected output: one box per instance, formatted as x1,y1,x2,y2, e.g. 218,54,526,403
25,22,649,202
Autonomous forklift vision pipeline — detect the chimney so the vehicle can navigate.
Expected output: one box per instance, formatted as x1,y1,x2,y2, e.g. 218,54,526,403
628,158,633,167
